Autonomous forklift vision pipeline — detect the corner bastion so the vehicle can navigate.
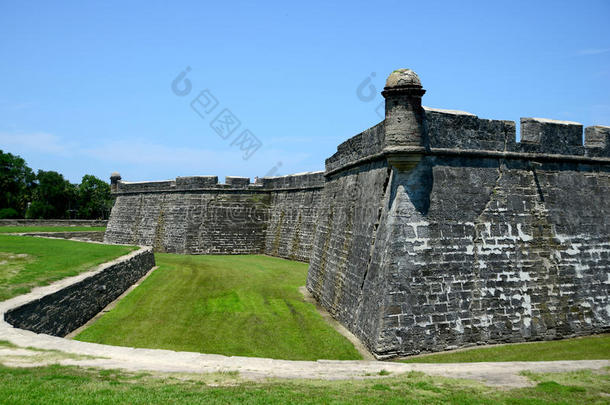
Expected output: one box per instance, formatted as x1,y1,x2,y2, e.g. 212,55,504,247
105,68,610,357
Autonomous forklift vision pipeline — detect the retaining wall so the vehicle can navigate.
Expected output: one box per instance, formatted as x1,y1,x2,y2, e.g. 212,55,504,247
4,247,155,337
18,231,106,242
0,219,108,227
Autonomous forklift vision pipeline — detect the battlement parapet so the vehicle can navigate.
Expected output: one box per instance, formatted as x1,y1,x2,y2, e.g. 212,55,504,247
325,109,609,175
425,107,516,152
325,121,385,173
225,176,250,187
176,176,218,189
259,171,325,190
118,179,176,193
518,117,584,155
113,171,325,194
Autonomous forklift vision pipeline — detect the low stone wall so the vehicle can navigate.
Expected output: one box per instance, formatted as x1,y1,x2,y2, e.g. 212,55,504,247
3,247,155,337
19,232,106,242
0,219,108,227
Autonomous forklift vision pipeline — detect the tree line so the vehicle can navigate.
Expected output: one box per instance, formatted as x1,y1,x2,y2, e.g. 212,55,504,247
0,150,113,220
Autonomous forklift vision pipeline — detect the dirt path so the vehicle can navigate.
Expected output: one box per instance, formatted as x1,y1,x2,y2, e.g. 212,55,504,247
1,319,608,388
1,269,608,388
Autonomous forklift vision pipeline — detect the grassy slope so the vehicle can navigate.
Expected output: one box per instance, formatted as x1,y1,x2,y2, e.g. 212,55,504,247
0,235,136,301
0,364,608,404
76,254,361,361
0,226,106,233
399,334,610,363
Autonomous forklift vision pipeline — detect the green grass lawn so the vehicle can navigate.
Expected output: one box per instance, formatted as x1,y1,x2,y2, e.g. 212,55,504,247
75,254,362,361
0,363,608,404
398,334,610,363
0,235,136,301
0,226,106,233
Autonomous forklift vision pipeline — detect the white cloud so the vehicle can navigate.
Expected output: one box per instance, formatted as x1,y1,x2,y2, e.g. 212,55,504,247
578,48,610,56
83,139,238,167
0,132,70,154
0,130,316,181
82,139,313,179
0,100,36,111
12,102,35,111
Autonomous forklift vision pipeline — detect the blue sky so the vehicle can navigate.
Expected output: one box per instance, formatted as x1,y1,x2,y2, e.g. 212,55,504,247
1,0,609,183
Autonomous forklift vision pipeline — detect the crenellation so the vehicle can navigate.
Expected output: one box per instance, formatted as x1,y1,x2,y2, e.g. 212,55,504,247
114,172,326,194
225,176,250,187
260,171,325,189
519,117,585,155
585,125,610,157
424,107,516,152
176,175,218,189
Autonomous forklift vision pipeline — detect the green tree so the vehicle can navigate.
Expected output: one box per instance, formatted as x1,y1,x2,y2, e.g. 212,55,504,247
0,208,19,219
26,170,76,219
0,150,36,216
77,174,112,219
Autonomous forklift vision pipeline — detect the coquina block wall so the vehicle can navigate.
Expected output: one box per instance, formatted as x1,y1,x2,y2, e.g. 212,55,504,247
306,69,610,357
4,247,155,337
105,172,324,261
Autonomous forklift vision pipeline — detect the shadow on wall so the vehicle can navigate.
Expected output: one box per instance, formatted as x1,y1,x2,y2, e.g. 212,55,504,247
390,161,434,216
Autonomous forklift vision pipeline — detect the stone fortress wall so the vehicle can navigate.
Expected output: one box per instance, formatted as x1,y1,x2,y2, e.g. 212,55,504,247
307,69,610,358
105,172,324,261
105,68,610,358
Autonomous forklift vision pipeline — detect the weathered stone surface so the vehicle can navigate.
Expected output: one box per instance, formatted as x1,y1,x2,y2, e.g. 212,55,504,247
225,176,250,187
519,118,584,155
325,122,385,173
175,176,218,189
307,159,392,350
4,248,155,337
585,125,610,157
307,69,610,358
105,173,325,259
265,188,323,261
382,69,426,150
385,69,422,88
311,154,610,357
425,107,516,152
